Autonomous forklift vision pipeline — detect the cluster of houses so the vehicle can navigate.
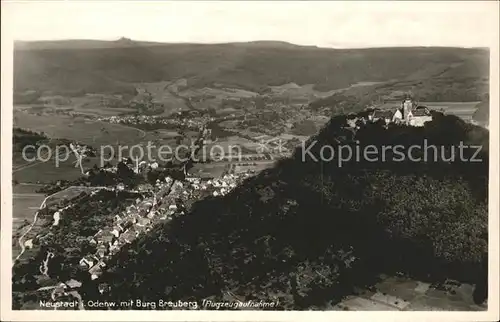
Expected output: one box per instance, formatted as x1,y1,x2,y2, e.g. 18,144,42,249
99,114,206,132
347,100,433,129
78,169,254,280
185,173,248,198
365,99,433,127
209,152,290,163
79,177,178,280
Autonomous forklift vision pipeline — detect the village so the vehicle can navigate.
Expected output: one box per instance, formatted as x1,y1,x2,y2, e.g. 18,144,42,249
99,113,209,133
30,160,257,308
78,174,252,282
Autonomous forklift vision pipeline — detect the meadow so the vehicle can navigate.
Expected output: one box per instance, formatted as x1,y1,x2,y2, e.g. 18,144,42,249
233,161,275,174
201,136,257,159
13,156,102,184
13,112,150,147
421,101,480,120
136,81,191,115
12,184,45,259
12,192,45,225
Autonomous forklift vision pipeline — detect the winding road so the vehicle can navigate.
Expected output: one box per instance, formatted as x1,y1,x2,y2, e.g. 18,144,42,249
13,193,52,264
14,186,110,265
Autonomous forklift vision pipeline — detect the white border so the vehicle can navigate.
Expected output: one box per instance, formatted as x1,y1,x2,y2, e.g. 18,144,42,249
1,1,499,321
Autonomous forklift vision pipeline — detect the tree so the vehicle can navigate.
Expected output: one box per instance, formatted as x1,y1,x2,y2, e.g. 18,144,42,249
117,162,135,186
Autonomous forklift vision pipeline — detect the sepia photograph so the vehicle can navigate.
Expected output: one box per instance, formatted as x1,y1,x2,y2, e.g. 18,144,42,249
1,1,499,321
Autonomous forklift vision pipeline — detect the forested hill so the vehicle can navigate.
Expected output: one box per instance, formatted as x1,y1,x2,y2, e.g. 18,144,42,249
14,40,488,96
81,111,489,309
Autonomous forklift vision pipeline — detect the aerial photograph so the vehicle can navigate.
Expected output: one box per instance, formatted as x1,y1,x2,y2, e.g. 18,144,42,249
3,0,497,317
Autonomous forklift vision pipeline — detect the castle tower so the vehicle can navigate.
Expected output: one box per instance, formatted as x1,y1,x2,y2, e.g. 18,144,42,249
403,97,413,123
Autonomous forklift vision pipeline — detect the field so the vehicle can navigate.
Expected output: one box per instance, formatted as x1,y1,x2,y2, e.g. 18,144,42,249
155,129,181,138
13,112,152,147
12,190,45,228
188,163,228,178
233,161,275,175
12,110,195,184
278,133,310,142
333,275,486,311
180,86,259,100
13,153,32,168
421,101,480,121
12,112,173,183
198,136,257,161
71,107,137,116
13,156,102,183
45,186,98,207
15,102,137,117
12,184,45,259
268,82,343,101
136,81,191,115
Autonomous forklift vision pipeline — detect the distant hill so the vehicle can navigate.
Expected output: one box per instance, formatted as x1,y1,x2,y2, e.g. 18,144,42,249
14,38,166,50
14,40,489,97
473,97,490,126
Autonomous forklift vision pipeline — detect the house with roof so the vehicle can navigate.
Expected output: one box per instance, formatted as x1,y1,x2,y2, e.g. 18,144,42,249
98,283,110,295
124,212,141,225
119,228,137,244
409,106,432,127
65,279,82,289
89,263,104,280
52,283,67,299
137,183,153,192
392,109,404,123
93,230,115,246
109,244,121,255
157,184,171,198
138,207,149,217
96,244,108,258
346,117,360,129
110,224,124,238
126,204,138,214
372,110,396,124
137,217,151,228
135,224,147,235
147,210,157,219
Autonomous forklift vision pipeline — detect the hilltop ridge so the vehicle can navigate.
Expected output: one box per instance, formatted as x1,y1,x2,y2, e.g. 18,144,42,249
14,41,489,98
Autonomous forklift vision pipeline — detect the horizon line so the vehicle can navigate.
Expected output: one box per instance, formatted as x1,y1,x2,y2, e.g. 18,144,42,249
13,38,490,50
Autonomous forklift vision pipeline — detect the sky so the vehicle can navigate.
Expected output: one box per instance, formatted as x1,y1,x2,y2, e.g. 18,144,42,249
2,1,499,48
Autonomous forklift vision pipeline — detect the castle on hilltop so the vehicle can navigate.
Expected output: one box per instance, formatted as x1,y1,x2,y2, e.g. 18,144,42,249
367,97,433,127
